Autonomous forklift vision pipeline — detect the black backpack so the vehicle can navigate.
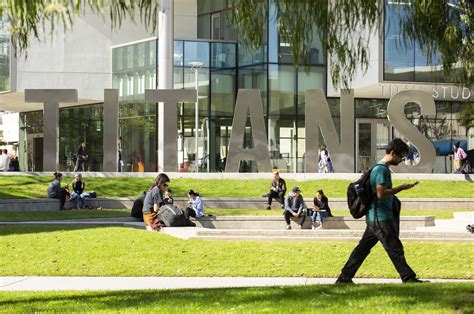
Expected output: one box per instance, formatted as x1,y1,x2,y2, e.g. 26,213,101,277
131,191,146,220
347,164,385,219
157,204,187,227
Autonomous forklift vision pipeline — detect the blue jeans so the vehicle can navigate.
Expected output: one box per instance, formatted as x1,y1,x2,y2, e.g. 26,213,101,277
71,192,85,208
311,210,328,224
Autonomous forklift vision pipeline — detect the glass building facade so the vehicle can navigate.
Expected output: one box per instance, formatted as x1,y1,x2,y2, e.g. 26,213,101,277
0,19,10,92
16,0,472,173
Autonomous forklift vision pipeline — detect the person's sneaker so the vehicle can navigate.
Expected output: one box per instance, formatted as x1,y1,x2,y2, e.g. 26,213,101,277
312,225,316,230
299,224,303,229
335,276,354,284
316,225,323,230
266,205,272,210
262,193,269,197
404,278,429,283
286,225,292,230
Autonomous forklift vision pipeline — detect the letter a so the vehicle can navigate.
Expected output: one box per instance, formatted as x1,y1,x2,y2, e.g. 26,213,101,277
225,89,272,172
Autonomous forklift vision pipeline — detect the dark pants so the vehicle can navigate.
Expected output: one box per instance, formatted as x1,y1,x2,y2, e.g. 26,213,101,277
339,219,416,282
284,210,306,226
268,191,285,205
186,207,196,219
54,190,68,210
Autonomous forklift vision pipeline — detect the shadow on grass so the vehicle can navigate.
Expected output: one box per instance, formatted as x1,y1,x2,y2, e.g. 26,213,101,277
0,225,135,237
0,284,473,312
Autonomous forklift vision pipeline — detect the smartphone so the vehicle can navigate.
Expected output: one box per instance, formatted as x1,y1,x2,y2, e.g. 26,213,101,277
413,181,419,185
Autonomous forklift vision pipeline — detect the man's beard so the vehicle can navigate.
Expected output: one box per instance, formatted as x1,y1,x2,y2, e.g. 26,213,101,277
391,159,402,166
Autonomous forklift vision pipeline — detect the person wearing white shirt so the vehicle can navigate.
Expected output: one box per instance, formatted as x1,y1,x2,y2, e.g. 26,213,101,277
185,189,204,219
0,149,10,171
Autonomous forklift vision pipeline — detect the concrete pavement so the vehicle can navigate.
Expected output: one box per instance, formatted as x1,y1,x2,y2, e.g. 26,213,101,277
1,276,473,291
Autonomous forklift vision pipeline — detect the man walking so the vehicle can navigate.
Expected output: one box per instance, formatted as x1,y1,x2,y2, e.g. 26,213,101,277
336,138,425,284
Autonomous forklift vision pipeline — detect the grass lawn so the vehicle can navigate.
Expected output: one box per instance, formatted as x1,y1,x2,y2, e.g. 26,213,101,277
0,209,130,221
0,176,472,199
0,209,466,221
1,226,472,278
0,283,473,313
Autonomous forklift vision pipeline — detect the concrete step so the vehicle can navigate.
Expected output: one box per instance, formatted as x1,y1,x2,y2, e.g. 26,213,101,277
192,215,434,231
1,198,473,212
187,228,473,241
453,212,474,222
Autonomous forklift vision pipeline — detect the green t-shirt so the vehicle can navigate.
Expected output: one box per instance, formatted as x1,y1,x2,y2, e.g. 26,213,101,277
366,161,393,221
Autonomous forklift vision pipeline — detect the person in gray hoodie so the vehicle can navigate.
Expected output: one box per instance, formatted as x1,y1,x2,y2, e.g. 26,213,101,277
47,172,69,210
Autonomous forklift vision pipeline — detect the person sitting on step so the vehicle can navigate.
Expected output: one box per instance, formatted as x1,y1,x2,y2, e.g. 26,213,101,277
283,187,306,230
264,171,287,210
311,189,333,230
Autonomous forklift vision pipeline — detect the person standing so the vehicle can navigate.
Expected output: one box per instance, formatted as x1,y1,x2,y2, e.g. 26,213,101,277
0,149,9,171
318,145,334,173
117,136,123,172
265,171,287,210
453,141,467,173
74,142,88,172
283,187,306,230
336,138,425,284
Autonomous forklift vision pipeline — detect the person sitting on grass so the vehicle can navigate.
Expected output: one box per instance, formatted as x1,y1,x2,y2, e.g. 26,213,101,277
283,187,306,230
47,172,70,210
70,173,87,209
264,171,287,210
185,189,204,219
311,189,333,230
163,188,174,205
142,173,170,231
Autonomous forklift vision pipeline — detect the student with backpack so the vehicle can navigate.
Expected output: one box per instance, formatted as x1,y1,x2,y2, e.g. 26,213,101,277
336,138,426,284
142,173,170,231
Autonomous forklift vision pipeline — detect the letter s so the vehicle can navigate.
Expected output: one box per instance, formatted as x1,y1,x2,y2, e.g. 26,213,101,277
387,90,436,173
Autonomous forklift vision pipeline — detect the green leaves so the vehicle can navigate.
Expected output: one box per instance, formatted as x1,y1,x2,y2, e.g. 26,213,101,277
0,0,158,56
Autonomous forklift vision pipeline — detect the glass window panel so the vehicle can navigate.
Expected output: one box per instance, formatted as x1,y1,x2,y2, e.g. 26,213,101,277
211,69,235,117
0,19,10,92
383,0,415,81
297,67,326,113
269,64,295,116
174,41,184,66
238,65,267,115
211,42,236,68
197,14,211,39
355,98,388,118
136,43,145,68
197,0,211,15
211,0,227,11
184,41,210,68
184,67,209,117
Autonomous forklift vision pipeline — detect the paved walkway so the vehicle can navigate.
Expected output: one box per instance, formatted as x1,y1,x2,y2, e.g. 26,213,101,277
0,277,472,291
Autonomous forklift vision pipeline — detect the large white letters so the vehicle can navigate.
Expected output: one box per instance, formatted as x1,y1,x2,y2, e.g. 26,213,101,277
387,90,436,173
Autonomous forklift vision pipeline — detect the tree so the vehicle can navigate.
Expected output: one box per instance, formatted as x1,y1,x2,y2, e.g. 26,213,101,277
229,0,473,89
1,0,472,88
0,1,158,54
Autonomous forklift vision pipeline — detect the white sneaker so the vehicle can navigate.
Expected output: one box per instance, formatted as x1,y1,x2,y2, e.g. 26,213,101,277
312,225,316,230
286,225,292,230
316,225,323,230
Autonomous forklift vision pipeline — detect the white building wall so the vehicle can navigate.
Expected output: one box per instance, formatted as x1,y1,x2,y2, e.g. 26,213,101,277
15,0,198,101
326,27,382,97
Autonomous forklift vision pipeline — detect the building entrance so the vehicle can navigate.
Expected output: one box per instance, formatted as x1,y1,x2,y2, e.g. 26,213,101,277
356,118,392,172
